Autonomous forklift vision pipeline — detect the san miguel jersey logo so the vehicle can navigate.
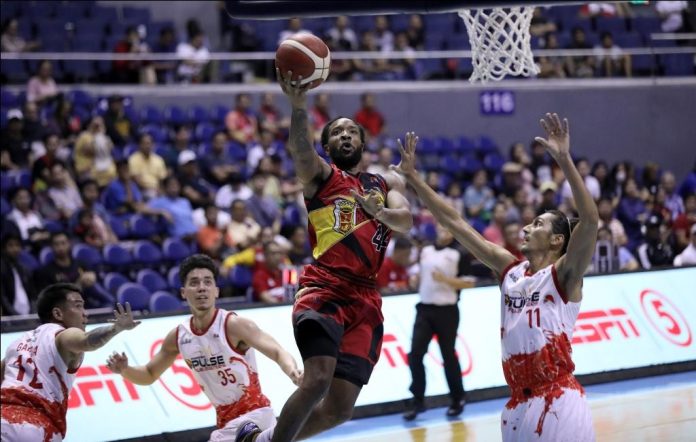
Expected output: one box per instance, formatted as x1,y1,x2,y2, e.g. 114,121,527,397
333,198,357,234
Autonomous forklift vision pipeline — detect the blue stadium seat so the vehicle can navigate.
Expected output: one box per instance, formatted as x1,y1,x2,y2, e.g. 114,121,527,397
116,282,150,311
122,7,151,24
103,243,133,271
43,220,65,233
0,196,10,217
476,135,499,156
444,34,470,50
89,5,119,22
1,89,18,108
140,124,169,143
54,3,85,20
133,240,163,267
129,214,159,239
455,135,477,156
39,246,55,266
188,105,210,124
167,266,181,290
72,37,103,52
561,17,592,34
162,237,190,264
229,265,253,292
74,21,107,38
211,105,230,125
483,152,506,174
104,272,130,295
0,173,15,196
424,14,456,34
18,250,39,273
62,60,96,81
1,60,28,83
228,142,248,163
109,217,130,240
149,291,183,313
136,269,168,292
662,54,694,76
163,105,188,126
194,122,216,143
459,155,483,176
67,89,94,109
630,17,661,40
139,105,164,125
72,243,103,270
613,32,642,48
595,17,627,34
24,3,57,20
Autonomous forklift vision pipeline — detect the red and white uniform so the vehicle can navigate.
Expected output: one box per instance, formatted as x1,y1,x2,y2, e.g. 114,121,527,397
176,309,274,440
1,323,80,442
499,261,595,442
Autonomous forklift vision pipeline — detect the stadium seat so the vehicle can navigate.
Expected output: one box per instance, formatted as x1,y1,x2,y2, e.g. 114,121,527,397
89,5,119,22
483,152,506,174
211,104,230,125
133,240,163,267
104,272,130,295
476,135,499,156
109,217,130,240
162,238,189,264
1,89,18,108
139,105,164,125
662,54,695,76
62,60,96,82
163,105,188,126
194,121,216,143
43,220,65,233
0,196,10,217
129,214,159,239
122,6,151,24
116,282,150,311
595,17,627,34
103,243,133,271
1,60,28,83
149,291,183,313
39,246,55,266
167,266,181,290
18,250,40,273
136,269,168,292
229,265,253,293
188,105,210,124
140,124,169,143
72,243,103,271
67,89,95,109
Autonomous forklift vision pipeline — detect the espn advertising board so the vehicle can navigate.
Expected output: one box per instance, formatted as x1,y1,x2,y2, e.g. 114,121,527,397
1,267,694,441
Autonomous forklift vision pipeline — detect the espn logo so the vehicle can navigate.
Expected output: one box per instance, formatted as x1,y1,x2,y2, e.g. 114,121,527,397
572,308,640,345
68,365,139,408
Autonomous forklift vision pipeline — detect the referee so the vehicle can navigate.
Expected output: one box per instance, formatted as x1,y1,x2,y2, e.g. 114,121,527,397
403,223,475,420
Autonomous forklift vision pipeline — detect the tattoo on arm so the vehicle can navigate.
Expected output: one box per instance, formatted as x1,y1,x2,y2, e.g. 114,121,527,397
289,108,314,158
85,325,119,350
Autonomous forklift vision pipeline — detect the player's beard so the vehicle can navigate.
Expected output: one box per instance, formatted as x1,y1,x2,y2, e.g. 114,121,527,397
329,146,363,171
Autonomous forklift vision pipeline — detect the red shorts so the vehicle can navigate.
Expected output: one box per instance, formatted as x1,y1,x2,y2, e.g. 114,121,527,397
293,265,384,386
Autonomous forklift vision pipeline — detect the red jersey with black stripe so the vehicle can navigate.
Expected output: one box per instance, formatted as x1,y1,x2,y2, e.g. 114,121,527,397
303,164,392,285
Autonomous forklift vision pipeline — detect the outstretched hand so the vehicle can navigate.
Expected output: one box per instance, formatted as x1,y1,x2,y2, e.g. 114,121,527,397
350,188,385,219
275,67,309,107
390,132,419,178
109,302,141,333
535,113,570,160
106,351,129,374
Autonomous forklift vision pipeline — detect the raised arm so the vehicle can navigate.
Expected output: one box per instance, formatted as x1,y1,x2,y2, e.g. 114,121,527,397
56,303,141,355
393,132,517,276
228,315,303,386
536,114,598,301
276,68,331,185
106,327,180,385
351,169,413,234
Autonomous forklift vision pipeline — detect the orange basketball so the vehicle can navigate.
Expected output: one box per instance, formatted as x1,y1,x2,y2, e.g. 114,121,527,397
275,32,331,89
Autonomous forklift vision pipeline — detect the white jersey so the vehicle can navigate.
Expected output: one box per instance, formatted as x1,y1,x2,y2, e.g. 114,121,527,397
177,309,271,429
1,323,80,439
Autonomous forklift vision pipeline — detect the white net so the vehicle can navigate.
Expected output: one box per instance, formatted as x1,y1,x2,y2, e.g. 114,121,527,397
458,7,539,83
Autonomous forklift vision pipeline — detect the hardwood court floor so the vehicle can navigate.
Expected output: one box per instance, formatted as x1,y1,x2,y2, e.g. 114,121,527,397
314,372,696,442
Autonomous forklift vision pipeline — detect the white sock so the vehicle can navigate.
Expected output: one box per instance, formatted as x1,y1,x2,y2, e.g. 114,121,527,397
255,427,274,442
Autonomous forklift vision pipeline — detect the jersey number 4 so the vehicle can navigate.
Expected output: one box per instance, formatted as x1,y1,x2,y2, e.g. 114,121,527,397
527,308,541,328
371,224,389,251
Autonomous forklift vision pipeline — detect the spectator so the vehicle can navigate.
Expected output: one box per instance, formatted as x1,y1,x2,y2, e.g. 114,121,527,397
327,16,358,51
33,232,114,308
256,155,284,203
176,149,215,208
597,196,628,246
529,138,552,185
591,160,613,199
32,133,62,192
464,170,495,226
258,92,290,140
1,109,31,170
390,32,418,79
354,92,385,141
352,31,392,81
176,30,210,83
661,171,684,220
245,170,281,230
21,101,46,144
224,199,261,251
103,95,136,148
71,207,117,249
536,181,559,215
499,162,524,199
565,27,596,78
656,1,689,32
310,93,331,142
252,239,291,304
672,193,696,252
1,18,39,52
591,226,640,273
366,147,394,176
580,2,632,18
26,60,59,105
508,142,536,195
128,133,167,199
215,171,253,210
405,14,425,50
636,214,674,269
673,223,696,266
68,179,113,236
537,33,566,79
280,224,312,266
278,18,309,45
152,27,178,84
377,237,414,293
530,7,558,37
73,116,117,187
46,161,83,221
247,129,279,173
226,93,259,145
594,31,631,77
45,96,81,144
201,131,239,187
160,124,194,171
617,177,648,251
112,26,154,84
560,158,601,210
443,181,466,218
147,175,198,240
483,201,508,246
678,164,696,199
6,188,49,245
103,159,172,221
503,221,524,260
197,204,226,259
0,233,36,316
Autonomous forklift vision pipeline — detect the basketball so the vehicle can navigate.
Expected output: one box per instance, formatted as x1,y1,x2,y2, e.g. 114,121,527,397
275,32,331,89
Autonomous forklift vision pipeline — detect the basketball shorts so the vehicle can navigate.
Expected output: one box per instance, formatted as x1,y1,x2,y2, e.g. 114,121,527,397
1,406,63,442
292,272,384,387
501,387,595,442
208,406,276,442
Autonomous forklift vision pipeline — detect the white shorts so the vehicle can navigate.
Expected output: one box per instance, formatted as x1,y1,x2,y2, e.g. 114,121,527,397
501,388,595,442
209,406,276,442
0,417,62,442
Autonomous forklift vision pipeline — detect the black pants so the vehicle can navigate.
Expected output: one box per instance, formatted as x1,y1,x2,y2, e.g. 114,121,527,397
408,303,464,402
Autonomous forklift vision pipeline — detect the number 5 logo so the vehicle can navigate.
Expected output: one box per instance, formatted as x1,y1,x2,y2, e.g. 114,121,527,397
640,290,692,347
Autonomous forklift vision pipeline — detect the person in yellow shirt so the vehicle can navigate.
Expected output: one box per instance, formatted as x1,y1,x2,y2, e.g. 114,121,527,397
128,133,166,199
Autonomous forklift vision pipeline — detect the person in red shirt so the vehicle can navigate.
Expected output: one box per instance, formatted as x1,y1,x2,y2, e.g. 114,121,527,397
225,93,259,145
503,221,525,260
354,93,385,141
377,237,414,293
252,239,290,303
673,193,696,252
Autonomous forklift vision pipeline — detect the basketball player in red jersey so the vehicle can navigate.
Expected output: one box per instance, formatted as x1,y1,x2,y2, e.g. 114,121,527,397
236,70,413,442
106,254,302,441
1,283,140,442
394,114,597,441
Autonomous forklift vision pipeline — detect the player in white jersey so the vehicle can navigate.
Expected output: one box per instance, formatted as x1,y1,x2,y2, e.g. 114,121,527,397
1,283,140,442
106,254,303,441
393,115,598,441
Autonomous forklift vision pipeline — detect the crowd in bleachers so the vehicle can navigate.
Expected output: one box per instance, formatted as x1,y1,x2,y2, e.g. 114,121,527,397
1,1,694,86
1,83,695,317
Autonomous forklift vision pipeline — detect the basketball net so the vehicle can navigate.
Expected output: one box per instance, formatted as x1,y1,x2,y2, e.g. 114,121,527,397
458,7,539,83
